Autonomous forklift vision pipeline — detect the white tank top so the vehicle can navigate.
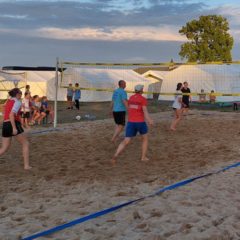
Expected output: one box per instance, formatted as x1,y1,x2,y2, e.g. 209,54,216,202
172,90,182,109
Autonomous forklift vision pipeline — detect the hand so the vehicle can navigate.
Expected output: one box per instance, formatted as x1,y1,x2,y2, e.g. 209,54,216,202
12,128,18,135
148,119,154,126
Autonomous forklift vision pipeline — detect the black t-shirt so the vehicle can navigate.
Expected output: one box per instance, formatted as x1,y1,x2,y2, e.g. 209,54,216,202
181,87,191,103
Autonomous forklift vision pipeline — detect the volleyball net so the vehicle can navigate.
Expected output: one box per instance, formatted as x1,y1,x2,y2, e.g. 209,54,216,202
53,60,240,127
58,61,240,102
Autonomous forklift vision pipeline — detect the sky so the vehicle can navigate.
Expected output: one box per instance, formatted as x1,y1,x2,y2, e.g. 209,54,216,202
0,0,239,66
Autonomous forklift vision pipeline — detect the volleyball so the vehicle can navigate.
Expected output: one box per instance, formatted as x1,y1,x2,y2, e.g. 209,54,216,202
76,115,81,120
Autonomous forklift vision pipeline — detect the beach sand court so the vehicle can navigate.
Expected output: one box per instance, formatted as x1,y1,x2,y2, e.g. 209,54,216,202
0,110,240,239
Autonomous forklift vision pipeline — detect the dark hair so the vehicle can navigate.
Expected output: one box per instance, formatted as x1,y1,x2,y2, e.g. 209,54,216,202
118,80,125,87
183,81,188,85
176,83,182,91
32,95,39,100
24,92,30,97
8,88,22,97
75,83,79,87
26,85,30,89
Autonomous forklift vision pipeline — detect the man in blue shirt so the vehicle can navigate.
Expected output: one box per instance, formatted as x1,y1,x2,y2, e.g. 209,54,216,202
111,80,128,143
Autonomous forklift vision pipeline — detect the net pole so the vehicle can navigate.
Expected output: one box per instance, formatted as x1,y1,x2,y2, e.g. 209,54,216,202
54,57,59,128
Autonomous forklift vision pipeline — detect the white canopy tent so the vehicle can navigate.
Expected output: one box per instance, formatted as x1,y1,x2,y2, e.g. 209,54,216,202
1,68,159,101
0,70,27,99
143,64,240,102
0,70,56,100
54,67,160,101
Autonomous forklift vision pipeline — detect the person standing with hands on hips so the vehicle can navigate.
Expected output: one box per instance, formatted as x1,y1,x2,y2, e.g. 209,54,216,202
111,84,153,164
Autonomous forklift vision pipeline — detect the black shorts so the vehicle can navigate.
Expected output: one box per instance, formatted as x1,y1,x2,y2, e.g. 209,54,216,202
113,111,126,126
67,96,73,101
183,102,189,108
21,112,30,119
2,121,24,138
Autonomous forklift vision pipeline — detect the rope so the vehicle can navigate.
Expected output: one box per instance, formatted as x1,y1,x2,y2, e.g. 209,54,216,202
22,161,240,240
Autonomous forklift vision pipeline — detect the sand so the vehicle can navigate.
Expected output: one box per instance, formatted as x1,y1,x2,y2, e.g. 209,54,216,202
0,110,240,239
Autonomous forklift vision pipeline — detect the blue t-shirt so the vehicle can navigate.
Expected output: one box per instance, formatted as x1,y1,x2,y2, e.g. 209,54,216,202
67,87,74,97
74,89,81,100
112,88,127,112
42,101,48,109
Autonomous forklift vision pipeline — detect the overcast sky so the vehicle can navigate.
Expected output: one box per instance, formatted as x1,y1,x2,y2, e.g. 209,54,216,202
0,0,239,66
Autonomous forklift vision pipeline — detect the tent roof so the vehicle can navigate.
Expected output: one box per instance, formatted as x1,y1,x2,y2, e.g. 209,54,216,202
2,66,65,72
66,68,157,84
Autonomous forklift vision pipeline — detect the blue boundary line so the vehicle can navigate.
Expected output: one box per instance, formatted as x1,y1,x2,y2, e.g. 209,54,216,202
22,161,240,240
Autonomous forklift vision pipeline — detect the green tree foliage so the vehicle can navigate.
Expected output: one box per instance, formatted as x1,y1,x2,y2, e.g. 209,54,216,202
179,15,234,62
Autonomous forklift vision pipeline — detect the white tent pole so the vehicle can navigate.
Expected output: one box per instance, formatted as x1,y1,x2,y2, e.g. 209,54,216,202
54,57,59,128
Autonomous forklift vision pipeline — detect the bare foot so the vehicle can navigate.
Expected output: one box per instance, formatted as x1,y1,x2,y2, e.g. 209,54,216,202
24,166,32,170
141,157,149,162
111,157,117,165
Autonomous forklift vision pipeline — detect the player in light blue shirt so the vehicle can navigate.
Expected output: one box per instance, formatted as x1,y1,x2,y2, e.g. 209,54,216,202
74,83,81,110
111,80,128,143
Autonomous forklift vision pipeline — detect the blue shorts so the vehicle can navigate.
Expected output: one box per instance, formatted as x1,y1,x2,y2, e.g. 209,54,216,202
125,122,148,138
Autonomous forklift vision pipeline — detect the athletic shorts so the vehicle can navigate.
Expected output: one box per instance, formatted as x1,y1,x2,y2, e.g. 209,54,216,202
21,112,30,119
67,96,73,101
125,122,148,137
182,101,189,108
2,121,24,138
113,111,126,126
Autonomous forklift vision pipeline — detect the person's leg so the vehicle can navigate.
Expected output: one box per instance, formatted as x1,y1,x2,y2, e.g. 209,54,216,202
24,117,30,128
37,112,46,124
33,111,40,122
173,109,182,129
21,114,24,127
141,134,149,161
183,107,189,115
15,133,31,170
67,98,71,109
170,109,182,130
111,124,124,143
170,110,178,130
49,110,54,123
75,100,79,110
111,137,131,164
0,137,12,156
112,112,126,143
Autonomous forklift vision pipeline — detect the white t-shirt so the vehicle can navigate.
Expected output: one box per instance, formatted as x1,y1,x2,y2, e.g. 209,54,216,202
12,98,22,114
172,90,182,109
21,98,30,112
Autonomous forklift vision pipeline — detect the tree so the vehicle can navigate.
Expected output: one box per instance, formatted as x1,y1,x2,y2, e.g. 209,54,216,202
179,15,234,62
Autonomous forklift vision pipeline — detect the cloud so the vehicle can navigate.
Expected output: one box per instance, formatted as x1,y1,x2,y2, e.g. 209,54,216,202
216,5,240,42
0,26,186,42
0,0,207,29
0,14,28,19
